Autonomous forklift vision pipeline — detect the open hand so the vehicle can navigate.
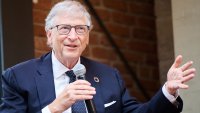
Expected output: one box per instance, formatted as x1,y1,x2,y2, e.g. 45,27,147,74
165,55,196,95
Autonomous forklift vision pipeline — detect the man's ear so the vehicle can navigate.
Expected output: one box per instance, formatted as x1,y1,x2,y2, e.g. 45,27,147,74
46,30,52,47
86,35,89,46
46,30,52,38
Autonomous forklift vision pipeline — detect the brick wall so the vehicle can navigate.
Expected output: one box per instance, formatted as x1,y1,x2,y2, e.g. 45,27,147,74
33,0,159,101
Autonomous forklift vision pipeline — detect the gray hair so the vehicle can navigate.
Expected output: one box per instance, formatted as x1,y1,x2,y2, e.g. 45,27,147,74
45,0,92,32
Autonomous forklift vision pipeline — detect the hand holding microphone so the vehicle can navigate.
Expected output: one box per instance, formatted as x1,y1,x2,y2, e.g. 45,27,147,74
48,64,96,113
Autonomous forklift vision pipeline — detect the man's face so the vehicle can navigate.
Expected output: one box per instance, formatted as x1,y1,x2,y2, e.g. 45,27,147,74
47,13,89,63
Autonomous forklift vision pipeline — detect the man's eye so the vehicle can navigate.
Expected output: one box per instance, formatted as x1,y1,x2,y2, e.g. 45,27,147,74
78,27,84,30
61,26,70,30
77,26,85,31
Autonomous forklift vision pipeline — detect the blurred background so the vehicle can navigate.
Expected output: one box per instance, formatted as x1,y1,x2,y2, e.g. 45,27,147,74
0,0,199,112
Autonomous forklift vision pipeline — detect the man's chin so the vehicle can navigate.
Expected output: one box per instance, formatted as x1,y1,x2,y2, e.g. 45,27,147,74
63,53,80,60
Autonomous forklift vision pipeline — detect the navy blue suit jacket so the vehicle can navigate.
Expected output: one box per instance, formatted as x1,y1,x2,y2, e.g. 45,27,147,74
0,52,183,113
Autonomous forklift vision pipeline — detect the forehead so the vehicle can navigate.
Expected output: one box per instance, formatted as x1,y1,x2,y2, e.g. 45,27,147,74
53,11,87,25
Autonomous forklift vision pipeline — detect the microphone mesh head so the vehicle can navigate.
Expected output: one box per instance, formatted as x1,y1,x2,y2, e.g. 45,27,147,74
74,64,86,79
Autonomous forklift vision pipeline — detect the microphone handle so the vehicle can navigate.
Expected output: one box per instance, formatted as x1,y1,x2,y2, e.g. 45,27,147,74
85,100,97,113
77,75,97,113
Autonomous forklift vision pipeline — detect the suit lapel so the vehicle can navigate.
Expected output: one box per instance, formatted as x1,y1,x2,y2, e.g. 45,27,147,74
34,53,56,108
81,57,105,113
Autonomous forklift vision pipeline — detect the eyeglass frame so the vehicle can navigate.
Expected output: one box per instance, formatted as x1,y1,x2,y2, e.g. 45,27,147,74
50,24,90,35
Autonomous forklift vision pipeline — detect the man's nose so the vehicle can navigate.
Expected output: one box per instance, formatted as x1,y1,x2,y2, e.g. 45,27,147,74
67,28,78,41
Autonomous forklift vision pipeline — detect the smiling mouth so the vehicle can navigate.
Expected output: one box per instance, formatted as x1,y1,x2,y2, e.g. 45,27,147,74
65,44,78,48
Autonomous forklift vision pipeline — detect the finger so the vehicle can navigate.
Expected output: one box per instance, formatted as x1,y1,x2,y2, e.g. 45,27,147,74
66,90,95,101
67,83,95,92
68,93,94,102
181,74,195,83
178,84,189,89
73,85,96,91
72,80,91,85
172,55,182,68
74,90,96,95
183,68,196,77
180,61,193,71
74,95,94,100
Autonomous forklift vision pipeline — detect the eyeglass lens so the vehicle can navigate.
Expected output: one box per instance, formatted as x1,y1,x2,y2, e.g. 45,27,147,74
57,25,89,35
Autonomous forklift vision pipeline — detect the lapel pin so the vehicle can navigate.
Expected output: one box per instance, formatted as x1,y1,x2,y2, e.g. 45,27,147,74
94,77,99,83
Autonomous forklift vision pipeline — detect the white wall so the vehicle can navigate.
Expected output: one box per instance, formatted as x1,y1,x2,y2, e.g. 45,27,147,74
172,0,200,112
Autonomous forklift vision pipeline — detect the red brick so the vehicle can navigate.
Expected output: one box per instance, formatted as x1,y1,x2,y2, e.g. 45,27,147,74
145,54,158,66
52,0,63,4
82,46,90,57
33,24,46,37
133,28,156,40
103,0,127,12
91,18,103,32
140,79,160,92
106,23,130,38
33,10,48,24
129,2,154,16
34,49,49,58
89,32,101,45
112,11,136,25
100,35,127,48
127,40,157,53
113,38,128,48
91,46,116,60
139,66,151,79
132,0,154,4
96,8,111,21
136,16,155,29
113,62,128,74
99,34,110,47
129,88,146,101
123,74,135,87
90,0,101,6
34,37,50,51
33,0,52,11
123,51,144,63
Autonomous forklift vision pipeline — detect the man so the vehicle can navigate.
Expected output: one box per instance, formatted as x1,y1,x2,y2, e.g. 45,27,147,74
0,0,196,113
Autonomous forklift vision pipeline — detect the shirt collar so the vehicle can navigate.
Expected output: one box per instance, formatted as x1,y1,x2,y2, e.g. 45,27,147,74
51,51,80,79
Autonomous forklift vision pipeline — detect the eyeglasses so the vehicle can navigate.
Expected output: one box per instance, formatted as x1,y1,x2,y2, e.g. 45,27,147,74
51,24,90,35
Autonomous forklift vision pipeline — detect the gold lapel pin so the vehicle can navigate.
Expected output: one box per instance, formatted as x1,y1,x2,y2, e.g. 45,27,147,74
94,77,99,82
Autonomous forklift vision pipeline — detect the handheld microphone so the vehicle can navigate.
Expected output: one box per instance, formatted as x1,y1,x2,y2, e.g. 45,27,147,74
74,64,97,113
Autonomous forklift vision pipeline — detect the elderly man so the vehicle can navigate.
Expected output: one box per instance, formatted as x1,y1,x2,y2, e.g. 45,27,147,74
0,0,195,113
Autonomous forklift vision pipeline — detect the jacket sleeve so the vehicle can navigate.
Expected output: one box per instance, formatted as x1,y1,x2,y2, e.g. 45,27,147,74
0,68,27,113
115,69,183,113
